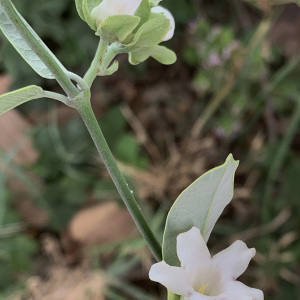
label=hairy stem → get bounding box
[84,39,109,87]
[76,95,162,261]
[42,91,69,104]
[101,43,120,70]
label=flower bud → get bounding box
[92,0,142,27]
[151,6,175,41]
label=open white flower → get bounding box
[151,6,175,41]
[92,0,142,27]
[149,227,263,300]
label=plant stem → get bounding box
[42,91,69,104]
[101,43,120,70]
[84,39,109,87]
[67,71,90,91]
[0,0,79,98]
[76,95,162,261]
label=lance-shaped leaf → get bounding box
[162,154,239,268]
[0,85,44,115]
[0,2,56,79]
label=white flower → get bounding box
[149,227,264,300]
[91,0,142,27]
[151,6,175,41]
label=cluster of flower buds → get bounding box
[75,0,176,65]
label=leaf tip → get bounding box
[226,153,239,165]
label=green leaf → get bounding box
[82,0,103,30]
[134,0,151,29]
[168,291,180,300]
[151,46,176,64]
[162,154,239,267]
[126,17,170,47]
[100,15,141,43]
[129,45,176,65]
[100,60,119,76]
[129,50,149,65]
[0,85,44,115]
[149,0,162,6]
[82,0,96,30]
[86,0,103,14]
[75,0,85,21]
[0,3,54,79]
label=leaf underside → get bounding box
[162,154,239,267]
[0,85,44,115]
[0,3,55,79]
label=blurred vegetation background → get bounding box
[0,0,300,299]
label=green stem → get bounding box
[42,91,69,104]
[84,39,109,87]
[0,0,79,98]
[101,43,120,70]
[76,95,162,261]
[67,71,90,91]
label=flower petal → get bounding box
[113,0,142,15]
[151,6,175,41]
[92,0,142,25]
[176,227,213,290]
[212,240,256,281]
[149,261,194,296]
[177,227,211,269]
[220,281,264,300]
[189,292,212,300]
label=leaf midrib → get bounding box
[202,165,229,239]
